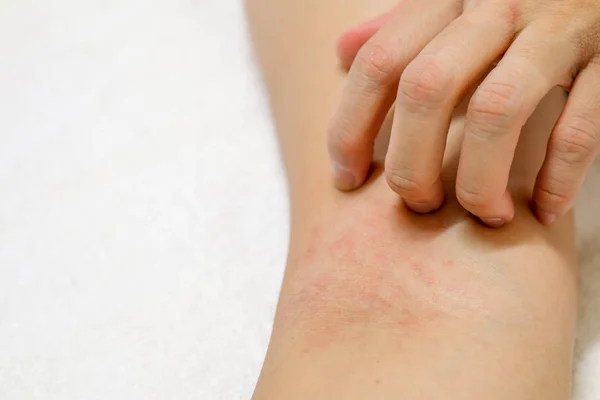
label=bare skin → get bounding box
[247,0,579,398]
[325,0,600,227]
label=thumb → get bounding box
[336,5,402,70]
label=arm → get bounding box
[247,1,578,398]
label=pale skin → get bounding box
[247,0,579,398]
[326,0,600,227]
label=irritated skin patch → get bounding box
[276,196,516,352]
[280,253,442,352]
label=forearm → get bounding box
[252,133,577,400]
[256,191,577,400]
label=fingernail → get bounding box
[331,161,357,190]
[537,211,557,225]
[480,217,506,228]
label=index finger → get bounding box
[327,0,460,190]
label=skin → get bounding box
[246,0,579,398]
[326,0,600,227]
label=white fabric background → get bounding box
[0,0,598,399]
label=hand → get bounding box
[328,0,600,226]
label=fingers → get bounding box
[336,5,402,70]
[385,6,515,213]
[457,26,578,226]
[328,0,460,190]
[533,60,600,224]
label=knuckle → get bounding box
[455,180,495,209]
[535,184,572,209]
[467,82,520,135]
[354,43,397,86]
[551,115,599,164]
[385,166,428,197]
[328,118,363,157]
[398,56,453,108]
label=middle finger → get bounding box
[386,4,516,213]
[457,24,578,225]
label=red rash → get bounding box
[277,195,490,352]
[278,220,446,351]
